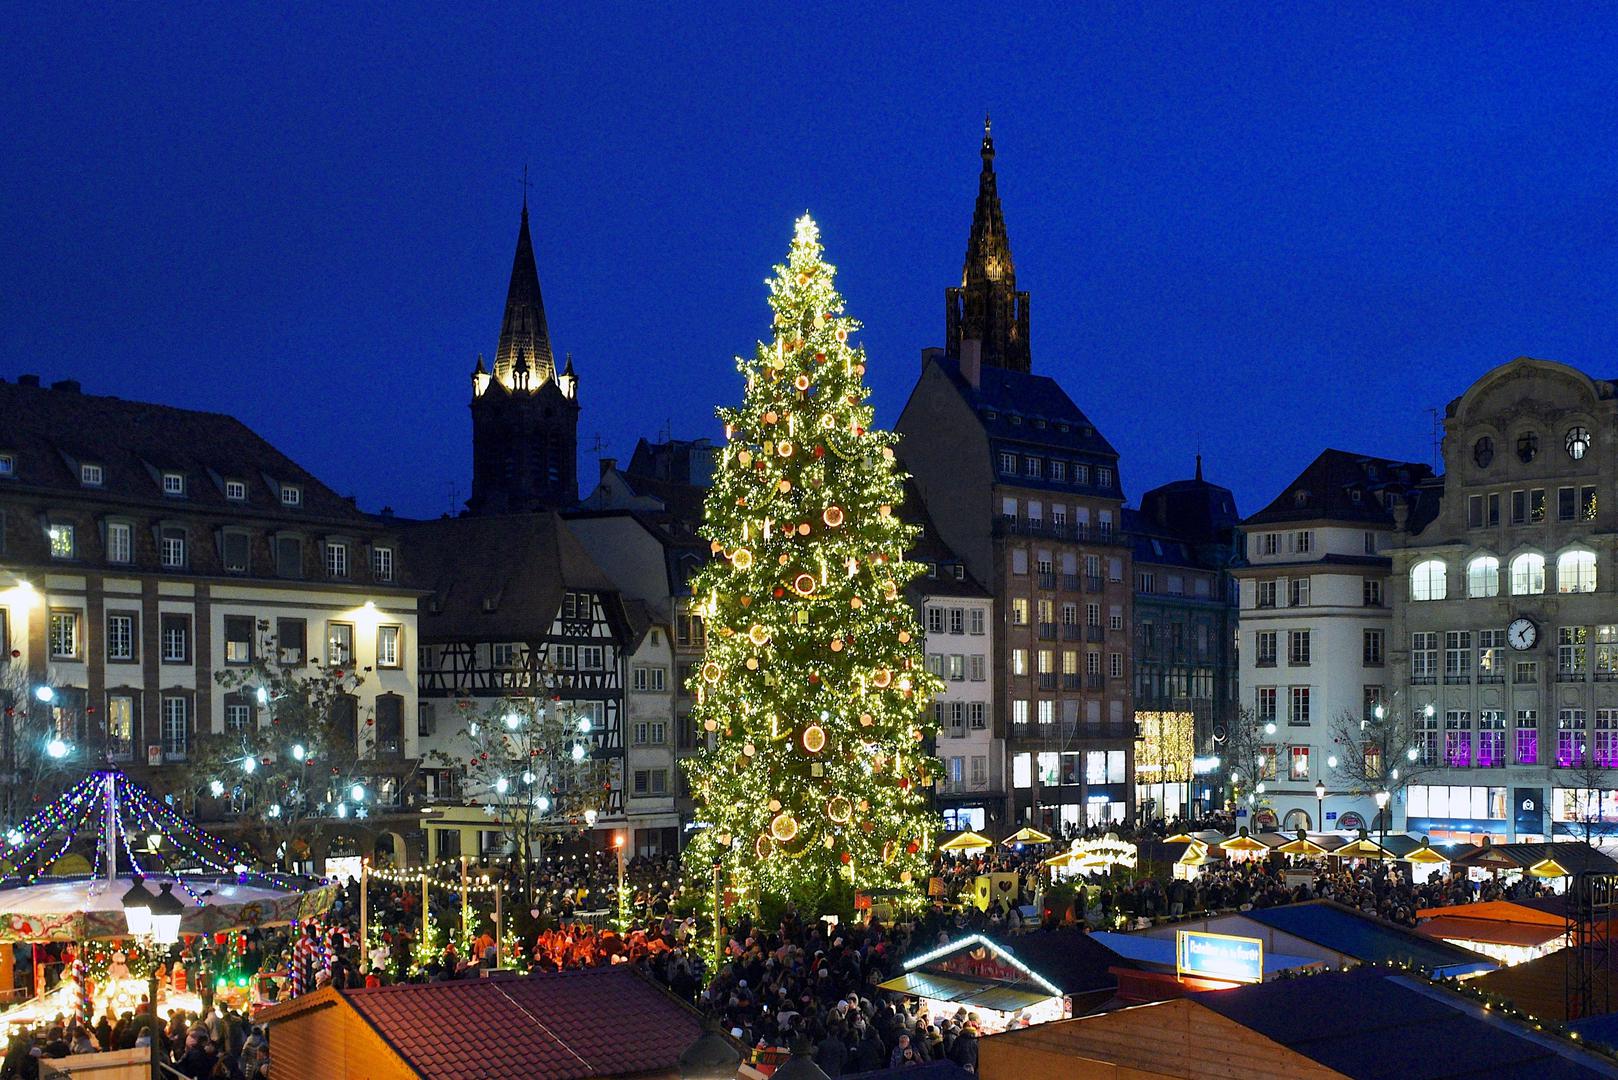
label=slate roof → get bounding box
[902,480,991,599]
[1244,448,1433,527]
[1132,464,1240,549]
[1242,900,1495,976]
[340,966,703,1080]
[1192,968,1618,1079]
[401,511,618,639]
[0,375,372,523]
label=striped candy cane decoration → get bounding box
[71,957,89,1024]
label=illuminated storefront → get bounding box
[1135,711,1195,822]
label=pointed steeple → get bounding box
[945,117,1031,374]
[963,114,1015,288]
[493,203,555,388]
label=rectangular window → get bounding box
[1468,494,1484,528]
[225,479,247,501]
[162,472,184,496]
[1050,461,1066,481]
[1136,572,1155,593]
[632,666,667,692]
[1290,745,1310,781]
[949,654,966,681]
[1595,709,1618,768]
[1530,488,1547,524]
[927,607,944,634]
[325,542,349,578]
[1012,700,1029,726]
[162,697,188,759]
[968,703,987,729]
[1255,631,1277,667]
[1025,457,1041,478]
[1444,710,1472,768]
[1363,685,1384,722]
[1415,708,1439,767]
[372,546,395,582]
[1256,687,1277,725]
[1074,463,1090,485]
[1558,708,1588,768]
[276,618,306,664]
[1559,486,1577,521]
[999,452,1016,475]
[327,622,354,666]
[225,703,253,733]
[949,608,964,634]
[276,536,302,578]
[1511,489,1527,524]
[1289,686,1310,726]
[106,522,132,564]
[1038,700,1055,725]
[1363,579,1383,607]
[580,645,605,669]
[1289,578,1310,607]
[1109,652,1123,678]
[969,609,985,635]
[1363,629,1385,667]
[969,654,986,681]
[1086,650,1102,676]
[1478,629,1505,681]
[1559,626,1588,677]
[1583,486,1598,521]
[78,463,102,486]
[1098,467,1113,488]
[160,528,186,569]
[1596,626,1618,679]
[0,453,12,476]
[106,695,133,761]
[106,612,136,661]
[1256,581,1277,608]
[1478,710,1505,768]
[1010,598,1028,625]
[377,625,401,668]
[1517,709,1538,765]
[281,484,301,506]
[50,611,79,659]
[1445,631,1472,681]
[160,614,189,664]
[1010,649,1027,676]
[1294,530,1312,554]
[1514,660,1538,685]
[1259,533,1280,556]
[224,615,254,664]
[1288,630,1311,666]
[1411,632,1438,682]
[222,530,249,573]
[48,523,74,560]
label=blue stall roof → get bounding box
[1090,931,1320,978]
[1242,900,1496,978]
[1192,968,1618,1079]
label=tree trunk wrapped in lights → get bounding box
[682,216,941,914]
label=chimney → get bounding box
[958,339,982,388]
[17,374,40,388]
[599,457,617,480]
[51,379,81,394]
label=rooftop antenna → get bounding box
[1426,407,1442,472]
[659,417,673,444]
[446,480,461,516]
[520,164,532,211]
[587,433,610,464]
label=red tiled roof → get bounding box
[342,966,702,1079]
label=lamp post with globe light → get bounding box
[1315,780,1327,833]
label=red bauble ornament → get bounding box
[333,670,344,679]
[815,352,826,363]
[899,778,910,790]
[774,588,785,598]
[840,851,851,864]
[214,932,227,946]
[808,673,820,684]
[814,446,825,459]
[906,841,919,854]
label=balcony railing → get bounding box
[1038,622,1057,640]
[1061,574,1081,591]
[1086,625,1106,643]
[1037,572,1056,589]
[1062,674,1083,691]
[1084,576,1105,593]
[1038,674,1058,690]
[1086,674,1105,690]
[1062,624,1082,641]
[993,519,1127,546]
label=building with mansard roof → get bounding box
[1235,449,1433,834]
[898,122,1135,833]
[0,374,421,865]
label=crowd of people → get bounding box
[0,826,1573,1077]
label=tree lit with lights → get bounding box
[682,216,941,913]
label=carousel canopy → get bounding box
[0,770,332,941]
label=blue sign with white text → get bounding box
[1176,930,1263,984]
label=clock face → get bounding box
[1507,617,1538,651]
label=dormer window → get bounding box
[225,480,247,502]
[1009,415,1022,426]
[1293,490,1310,507]
[1034,419,1047,429]
[1057,423,1070,433]
[162,472,185,496]
[80,463,103,487]
[985,410,998,421]
[0,453,13,477]
[281,484,302,507]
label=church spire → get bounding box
[945,117,1031,375]
[493,202,555,388]
[962,114,1015,288]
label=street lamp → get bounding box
[1374,789,1391,845]
[1315,780,1327,832]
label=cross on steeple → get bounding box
[520,164,532,211]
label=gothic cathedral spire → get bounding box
[493,203,555,387]
[946,115,1031,374]
[467,200,580,515]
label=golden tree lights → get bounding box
[682,216,942,911]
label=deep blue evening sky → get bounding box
[6,7,1618,520]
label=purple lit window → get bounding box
[1444,731,1471,768]
[1558,732,1587,768]
[1596,732,1618,768]
[1477,730,1504,768]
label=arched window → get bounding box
[1410,559,1448,602]
[1466,556,1500,598]
[1510,552,1546,596]
[1557,550,1597,594]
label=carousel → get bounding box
[0,770,336,1031]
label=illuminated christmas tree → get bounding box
[682,216,941,914]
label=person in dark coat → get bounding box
[813,1024,850,1076]
[948,1023,980,1072]
[853,1024,886,1072]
